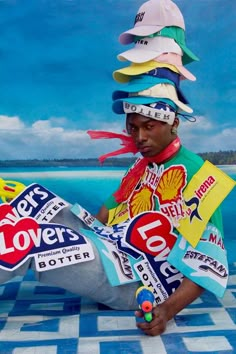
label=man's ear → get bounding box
[171,117,179,135]
[173,117,180,128]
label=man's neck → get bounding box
[146,137,181,165]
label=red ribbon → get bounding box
[87,129,181,203]
[87,130,138,163]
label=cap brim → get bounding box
[153,56,196,81]
[113,87,189,105]
[119,25,165,45]
[118,37,183,63]
[113,61,180,83]
[117,48,163,63]
[180,45,200,65]
[112,78,173,101]
[174,99,193,113]
[113,62,158,83]
[175,65,196,81]
[113,93,192,114]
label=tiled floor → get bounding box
[0,263,235,353]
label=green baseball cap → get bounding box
[135,26,199,65]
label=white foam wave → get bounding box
[1,165,235,180]
[218,165,236,175]
[0,170,126,179]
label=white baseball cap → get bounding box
[117,36,183,63]
[130,83,193,112]
[113,83,193,113]
[154,53,196,81]
[119,0,185,45]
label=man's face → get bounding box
[127,113,176,157]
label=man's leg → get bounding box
[36,241,139,310]
[35,206,139,310]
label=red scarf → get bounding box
[87,130,138,163]
[113,137,181,203]
[87,130,181,203]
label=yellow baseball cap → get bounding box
[113,60,179,83]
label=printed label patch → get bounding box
[155,165,186,204]
[0,218,94,271]
[7,183,68,223]
[134,257,169,305]
[0,215,39,266]
[176,161,236,247]
[168,223,228,297]
[125,211,183,299]
[0,184,94,271]
[155,165,186,226]
[71,203,141,259]
[71,203,141,286]
[125,211,177,258]
[80,228,140,286]
[127,164,187,226]
[34,240,94,272]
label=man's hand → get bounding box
[135,277,204,336]
[96,205,109,224]
[135,304,169,336]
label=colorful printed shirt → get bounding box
[104,146,227,300]
[105,146,223,234]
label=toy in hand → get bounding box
[136,285,155,322]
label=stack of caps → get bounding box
[112,0,199,125]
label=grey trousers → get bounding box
[0,206,139,310]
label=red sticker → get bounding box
[125,211,177,258]
[0,217,39,265]
[0,204,15,221]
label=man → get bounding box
[34,107,226,336]
[0,108,227,337]
[95,111,205,336]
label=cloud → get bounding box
[179,115,236,153]
[0,115,125,160]
[207,128,236,151]
[179,115,213,133]
[0,113,234,160]
[0,115,25,130]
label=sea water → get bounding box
[1,165,235,263]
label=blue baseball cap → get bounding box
[112,74,188,103]
[145,67,180,84]
[112,82,193,114]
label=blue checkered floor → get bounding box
[0,263,236,354]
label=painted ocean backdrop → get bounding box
[1,164,235,263]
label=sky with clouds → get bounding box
[0,0,235,160]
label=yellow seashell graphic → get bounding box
[129,185,154,218]
[155,166,186,204]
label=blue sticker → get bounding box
[80,228,140,286]
[168,223,228,297]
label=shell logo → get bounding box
[128,185,154,218]
[155,166,187,204]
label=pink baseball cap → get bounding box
[117,36,183,63]
[154,52,196,81]
[119,0,185,45]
